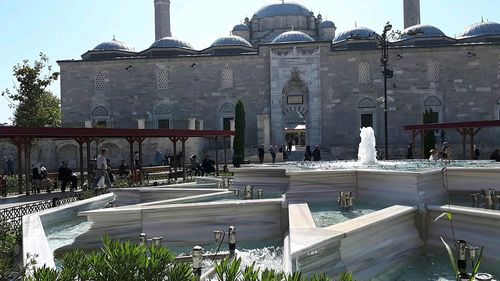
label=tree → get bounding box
[232,100,245,167]
[2,53,61,127]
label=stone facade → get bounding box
[50,1,500,165]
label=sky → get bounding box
[0,0,498,124]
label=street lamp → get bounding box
[381,22,393,160]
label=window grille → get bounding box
[221,67,234,89]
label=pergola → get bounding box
[404,120,500,159]
[0,127,234,195]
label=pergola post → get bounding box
[456,128,467,160]
[85,138,92,189]
[169,137,179,168]
[23,138,32,195]
[181,137,187,180]
[10,138,24,194]
[223,136,228,172]
[214,137,219,176]
[420,130,425,158]
[125,137,135,168]
[74,137,85,189]
[470,128,481,160]
[137,137,145,184]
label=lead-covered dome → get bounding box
[458,21,500,39]
[93,39,135,52]
[272,31,314,44]
[150,37,193,49]
[400,24,446,40]
[333,27,379,43]
[254,2,310,19]
[320,20,336,29]
[232,24,250,32]
[211,35,253,47]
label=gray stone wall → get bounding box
[59,41,500,160]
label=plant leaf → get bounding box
[434,212,453,223]
[440,236,458,278]
[472,245,484,276]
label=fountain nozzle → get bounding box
[338,191,355,209]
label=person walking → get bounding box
[58,162,72,192]
[92,148,112,190]
[257,145,265,164]
[304,146,312,161]
[406,143,413,159]
[269,143,278,163]
[473,145,480,160]
[312,145,322,161]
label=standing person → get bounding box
[287,138,293,153]
[269,143,278,163]
[190,155,201,176]
[58,162,72,192]
[7,156,14,176]
[441,142,450,160]
[312,145,322,161]
[154,149,163,166]
[3,157,7,176]
[257,145,265,164]
[304,146,312,161]
[406,143,413,159]
[473,145,480,160]
[92,148,112,190]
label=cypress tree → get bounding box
[233,100,245,167]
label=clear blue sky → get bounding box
[0,0,498,124]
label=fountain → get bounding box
[357,127,377,165]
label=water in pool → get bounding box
[309,199,388,228]
[372,247,499,280]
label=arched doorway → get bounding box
[281,69,310,146]
[283,106,308,147]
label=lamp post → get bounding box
[381,22,393,160]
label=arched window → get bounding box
[358,62,370,84]
[358,98,376,109]
[424,96,442,107]
[155,104,172,129]
[427,59,441,81]
[221,67,234,89]
[155,104,172,115]
[220,102,235,131]
[92,106,108,117]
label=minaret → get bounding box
[155,0,171,40]
[403,0,421,28]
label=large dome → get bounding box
[272,31,314,44]
[150,37,193,49]
[211,35,253,48]
[254,2,311,19]
[458,21,500,38]
[93,39,135,52]
[400,24,446,40]
[333,27,379,43]
[320,20,336,29]
[232,24,250,32]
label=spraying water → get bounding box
[358,127,377,165]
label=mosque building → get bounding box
[53,0,500,164]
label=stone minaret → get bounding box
[155,0,171,40]
[403,0,421,28]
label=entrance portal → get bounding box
[284,110,306,147]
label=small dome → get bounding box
[333,27,379,43]
[272,31,314,44]
[320,20,336,29]
[458,21,500,38]
[254,2,311,19]
[400,24,446,40]
[232,24,250,32]
[211,35,253,48]
[151,37,193,49]
[93,39,135,52]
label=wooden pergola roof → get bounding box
[404,120,500,159]
[0,127,234,139]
